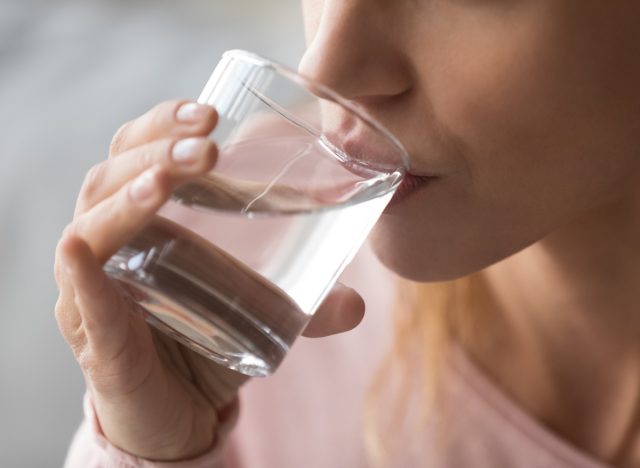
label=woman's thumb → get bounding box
[302,283,365,338]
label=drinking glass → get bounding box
[104,49,409,377]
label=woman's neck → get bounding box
[469,190,640,467]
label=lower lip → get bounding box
[385,174,437,210]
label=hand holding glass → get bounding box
[104,50,408,377]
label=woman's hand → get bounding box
[53,101,366,461]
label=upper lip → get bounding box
[397,142,444,178]
[331,131,441,178]
[324,120,442,178]
[346,100,445,179]
[402,158,441,178]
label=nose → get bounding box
[298,0,412,105]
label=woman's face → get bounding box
[298,0,640,281]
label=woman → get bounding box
[55,0,640,466]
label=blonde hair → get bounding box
[363,273,486,466]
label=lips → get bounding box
[323,126,408,175]
[321,126,439,207]
[330,134,439,207]
[386,173,437,208]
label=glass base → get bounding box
[108,273,282,378]
[102,217,313,378]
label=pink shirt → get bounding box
[63,243,612,468]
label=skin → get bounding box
[298,0,640,465]
[54,0,640,465]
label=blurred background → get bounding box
[0,1,305,465]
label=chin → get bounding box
[368,213,496,283]
[368,222,461,283]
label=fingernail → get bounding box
[130,170,156,202]
[172,137,204,164]
[176,102,208,122]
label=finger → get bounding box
[54,290,85,353]
[69,141,215,265]
[302,283,365,338]
[75,137,217,216]
[54,239,82,343]
[57,234,135,359]
[109,100,217,157]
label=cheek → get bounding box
[426,7,555,188]
[376,4,640,281]
[426,4,636,220]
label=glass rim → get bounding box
[220,49,411,171]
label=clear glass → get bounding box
[104,50,409,377]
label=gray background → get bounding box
[0,1,304,465]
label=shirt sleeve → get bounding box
[62,391,238,468]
